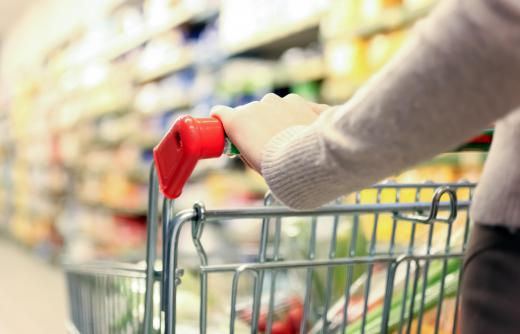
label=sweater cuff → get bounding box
[261,125,335,210]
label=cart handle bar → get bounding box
[153,114,491,199]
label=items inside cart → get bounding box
[65,115,486,333]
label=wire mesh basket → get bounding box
[65,164,474,334]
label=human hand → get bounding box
[211,93,329,172]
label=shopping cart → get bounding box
[65,116,483,334]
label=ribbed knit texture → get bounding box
[262,125,336,209]
[261,0,520,227]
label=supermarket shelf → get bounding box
[87,137,126,149]
[135,42,313,87]
[51,106,132,135]
[135,54,194,84]
[10,205,58,219]
[276,57,325,87]
[99,205,147,217]
[225,13,324,58]
[80,198,147,217]
[75,7,216,67]
[319,2,436,41]
[126,167,149,185]
[134,13,326,83]
[134,57,326,119]
[80,104,132,122]
[133,137,160,150]
[133,2,431,84]
[77,165,151,188]
[355,2,436,39]
[80,131,162,153]
[138,98,192,117]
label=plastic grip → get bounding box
[153,115,226,199]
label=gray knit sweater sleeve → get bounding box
[261,0,520,210]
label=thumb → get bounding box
[210,105,235,125]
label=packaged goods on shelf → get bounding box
[143,0,218,30]
[219,0,331,54]
[112,5,146,40]
[134,71,195,115]
[325,37,370,84]
[321,0,434,40]
[279,45,324,88]
[319,0,434,102]
[216,59,277,105]
[135,31,194,82]
[57,206,147,261]
[134,9,219,83]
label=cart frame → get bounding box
[66,164,475,334]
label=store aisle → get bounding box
[0,239,67,334]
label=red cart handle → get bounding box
[153,115,226,199]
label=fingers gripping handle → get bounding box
[153,115,235,199]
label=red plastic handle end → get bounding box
[153,115,225,199]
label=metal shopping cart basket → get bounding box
[65,116,485,334]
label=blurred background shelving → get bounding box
[0,0,486,265]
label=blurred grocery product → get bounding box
[219,0,331,54]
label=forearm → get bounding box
[262,0,520,209]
